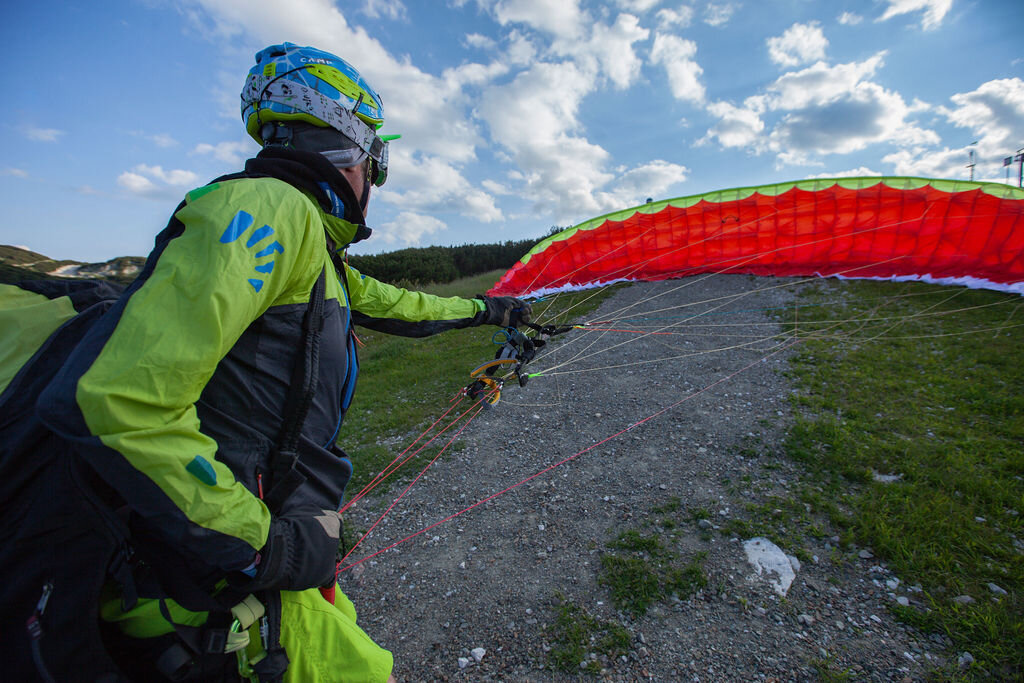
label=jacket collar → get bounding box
[244,147,372,250]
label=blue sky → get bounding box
[2,0,1022,263]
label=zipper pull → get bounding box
[26,582,53,640]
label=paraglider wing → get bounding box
[489,177,1024,297]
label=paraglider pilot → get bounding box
[14,42,530,682]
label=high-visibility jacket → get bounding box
[31,147,488,589]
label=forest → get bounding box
[346,239,539,287]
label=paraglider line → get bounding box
[339,403,484,567]
[338,340,800,573]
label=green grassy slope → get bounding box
[781,280,1023,680]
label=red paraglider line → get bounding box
[338,402,484,568]
[338,341,798,573]
[341,393,471,513]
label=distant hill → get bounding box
[0,245,145,285]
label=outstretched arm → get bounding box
[344,264,531,336]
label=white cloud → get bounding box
[360,0,406,20]
[118,172,158,195]
[150,133,179,148]
[492,0,585,38]
[476,49,690,223]
[118,165,200,199]
[943,78,1024,151]
[478,60,616,221]
[194,139,260,165]
[25,126,64,142]
[767,54,886,110]
[767,22,828,68]
[130,131,180,148]
[882,146,967,178]
[550,12,650,90]
[374,211,447,246]
[767,86,939,164]
[876,0,954,30]
[699,100,766,149]
[656,6,693,29]
[504,29,537,65]
[651,33,705,104]
[701,53,940,166]
[615,0,661,12]
[464,32,496,50]
[611,160,690,202]
[3,167,29,178]
[379,148,503,222]
[806,167,884,179]
[481,179,512,195]
[877,0,952,30]
[137,165,199,186]
[892,78,1024,179]
[703,2,736,27]
[444,59,510,89]
[837,11,863,25]
[489,6,650,90]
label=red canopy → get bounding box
[489,177,1024,297]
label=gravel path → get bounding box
[341,275,946,682]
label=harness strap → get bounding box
[245,592,289,682]
[153,594,266,681]
[263,267,326,514]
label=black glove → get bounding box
[478,296,533,328]
[236,510,340,592]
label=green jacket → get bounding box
[27,149,488,591]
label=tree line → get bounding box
[346,239,541,286]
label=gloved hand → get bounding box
[478,296,533,328]
[235,509,341,592]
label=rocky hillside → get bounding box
[0,245,144,284]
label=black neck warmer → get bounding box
[245,147,372,246]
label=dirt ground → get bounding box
[341,275,946,682]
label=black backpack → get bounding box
[0,280,131,680]
[0,269,328,681]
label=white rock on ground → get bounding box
[743,537,797,597]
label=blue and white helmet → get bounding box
[241,42,391,185]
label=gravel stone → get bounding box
[340,276,945,681]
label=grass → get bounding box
[810,655,855,682]
[545,595,632,674]
[341,270,619,494]
[598,524,708,618]
[543,497,709,675]
[779,279,1024,680]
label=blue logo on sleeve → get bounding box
[186,455,218,486]
[219,210,284,292]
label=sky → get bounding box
[2,0,1023,263]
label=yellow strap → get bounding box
[470,358,518,378]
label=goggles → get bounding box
[243,75,392,186]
